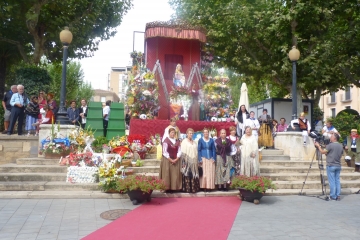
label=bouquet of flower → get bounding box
[231,175,276,193]
[69,126,95,151]
[169,85,192,103]
[130,143,147,152]
[116,175,166,193]
[127,134,147,145]
[108,135,128,149]
[39,137,72,156]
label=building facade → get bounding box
[93,89,120,106]
[319,86,360,118]
[108,66,132,102]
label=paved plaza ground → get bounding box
[0,194,359,240]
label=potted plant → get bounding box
[116,175,166,205]
[231,175,276,204]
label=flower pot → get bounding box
[44,153,68,159]
[238,188,264,204]
[127,189,153,205]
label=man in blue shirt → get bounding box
[7,85,29,135]
[67,100,80,125]
[2,85,17,134]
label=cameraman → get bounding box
[315,133,343,201]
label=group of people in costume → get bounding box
[159,118,260,193]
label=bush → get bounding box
[328,113,360,142]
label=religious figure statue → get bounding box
[173,64,186,87]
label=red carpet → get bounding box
[83,197,241,240]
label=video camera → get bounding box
[309,130,329,146]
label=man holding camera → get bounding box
[315,133,343,201]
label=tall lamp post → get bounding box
[288,46,300,121]
[57,27,73,124]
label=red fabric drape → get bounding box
[164,54,183,80]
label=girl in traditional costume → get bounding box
[198,128,216,190]
[227,126,241,176]
[215,129,233,191]
[258,109,273,148]
[181,128,200,193]
[235,105,249,137]
[162,117,180,142]
[160,127,182,192]
[240,126,260,177]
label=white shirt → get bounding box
[81,106,87,124]
[103,106,110,121]
[244,118,260,135]
[290,118,311,130]
[227,135,238,155]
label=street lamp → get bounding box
[57,27,73,124]
[288,46,300,120]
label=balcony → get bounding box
[340,93,352,103]
[326,96,336,105]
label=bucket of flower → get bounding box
[116,175,166,205]
[231,175,276,204]
[39,137,72,159]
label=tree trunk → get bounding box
[0,55,6,100]
[32,38,44,65]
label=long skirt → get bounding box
[200,158,216,189]
[182,176,200,193]
[231,153,241,176]
[215,155,233,185]
[258,123,273,147]
[25,115,37,131]
[159,156,182,190]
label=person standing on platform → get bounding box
[79,99,88,129]
[2,85,17,134]
[258,109,273,148]
[162,117,180,142]
[343,129,360,172]
[160,127,182,192]
[240,126,260,177]
[215,129,233,191]
[25,96,40,136]
[67,100,80,125]
[47,93,57,114]
[244,111,260,141]
[7,85,29,136]
[181,128,200,193]
[315,133,343,201]
[227,126,241,176]
[198,128,216,191]
[235,105,249,137]
[291,112,311,146]
[277,118,288,132]
[103,100,111,137]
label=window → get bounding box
[331,108,336,118]
[164,54,183,80]
[101,97,106,103]
[345,86,351,100]
[330,92,336,103]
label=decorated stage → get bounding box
[129,119,236,138]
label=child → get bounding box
[32,105,54,135]
[25,96,40,136]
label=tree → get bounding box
[169,0,360,108]
[0,0,133,98]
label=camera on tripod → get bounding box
[309,130,329,147]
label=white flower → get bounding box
[142,90,151,96]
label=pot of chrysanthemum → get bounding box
[116,175,166,205]
[231,175,276,204]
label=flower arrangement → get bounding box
[108,135,129,148]
[92,136,109,153]
[127,134,147,145]
[39,137,72,156]
[130,143,147,152]
[68,126,95,152]
[98,154,127,192]
[169,85,191,103]
[116,175,166,193]
[231,175,276,193]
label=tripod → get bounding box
[299,148,329,201]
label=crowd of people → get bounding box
[159,118,260,193]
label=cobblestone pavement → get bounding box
[0,195,359,240]
[228,194,360,240]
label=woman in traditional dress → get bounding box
[198,128,216,191]
[159,127,182,192]
[240,126,260,177]
[227,126,241,177]
[215,129,233,191]
[181,128,200,193]
[258,109,273,148]
[235,105,249,137]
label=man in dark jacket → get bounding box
[2,85,17,134]
[79,99,88,129]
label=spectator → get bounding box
[2,85,17,134]
[103,100,111,137]
[291,112,311,146]
[25,96,40,136]
[47,93,57,114]
[7,85,29,136]
[277,118,288,132]
[67,100,79,125]
[322,120,340,139]
[79,99,88,129]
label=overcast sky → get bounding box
[79,0,174,90]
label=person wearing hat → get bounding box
[290,112,311,146]
[343,129,360,172]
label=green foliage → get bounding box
[313,106,324,122]
[92,136,109,153]
[328,113,360,142]
[116,175,166,194]
[231,175,276,193]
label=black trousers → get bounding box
[8,106,25,135]
[103,119,108,137]
[80,123,86,129]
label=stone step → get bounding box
[0,181,100,191]
[260,160,324,167]
[142,159,161,167]
[16,158,59,165]
[127,166,159,173]
[264,188,360,196]
[261,155,290,160]
[145,153,157,159]
[0,182,46,191]
[262,172,360,181]
[0,173,65,182]
[260,166,355,173]
[0,164,67,173]
[273,180,360,189]
[261,149,284,155]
